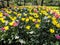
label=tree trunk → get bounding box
[41,0,44,6]
[20,0,21,6]
[24,0,26,5]
[1,1,5,8]
[7,0,9,7]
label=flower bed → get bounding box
[0,6,60,45]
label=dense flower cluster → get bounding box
[0,6,60,45]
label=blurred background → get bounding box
[0,0,60,8]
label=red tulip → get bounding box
[13,22,19,27]
[1,27,5,31]
[34,9,38,13]
[52,12,56,15]
[34,21,38,24]
[54,13,59,18]
[4,13,9,16]
[55,35,60,39]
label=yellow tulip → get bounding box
[9,21,14,26]
[24,14,27,16]
[26,25,31,30]
[49,29,55,33]
[34,14,39,18]
[0,18,4,20]
[12,17,17,21]
[29,16,33,20]
[17,13,21,16]
[0,18,5,23]
[37,19,41,23]
[48,16,51,18]
[56,23,60,28]
[32,18,36,22]
[25,18,29,22]
[52,17,56,20]
[7,10,12,14]
[13,12,17,14]
[52,20,58,25]
[35,24,40,28]
[21,18,25,21]
[1,20,5,23]
[4,26,9,30]
[9,16,16,21]
[9,16,13,20]
[0,12,3,17]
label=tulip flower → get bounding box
[55,35,60,39]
